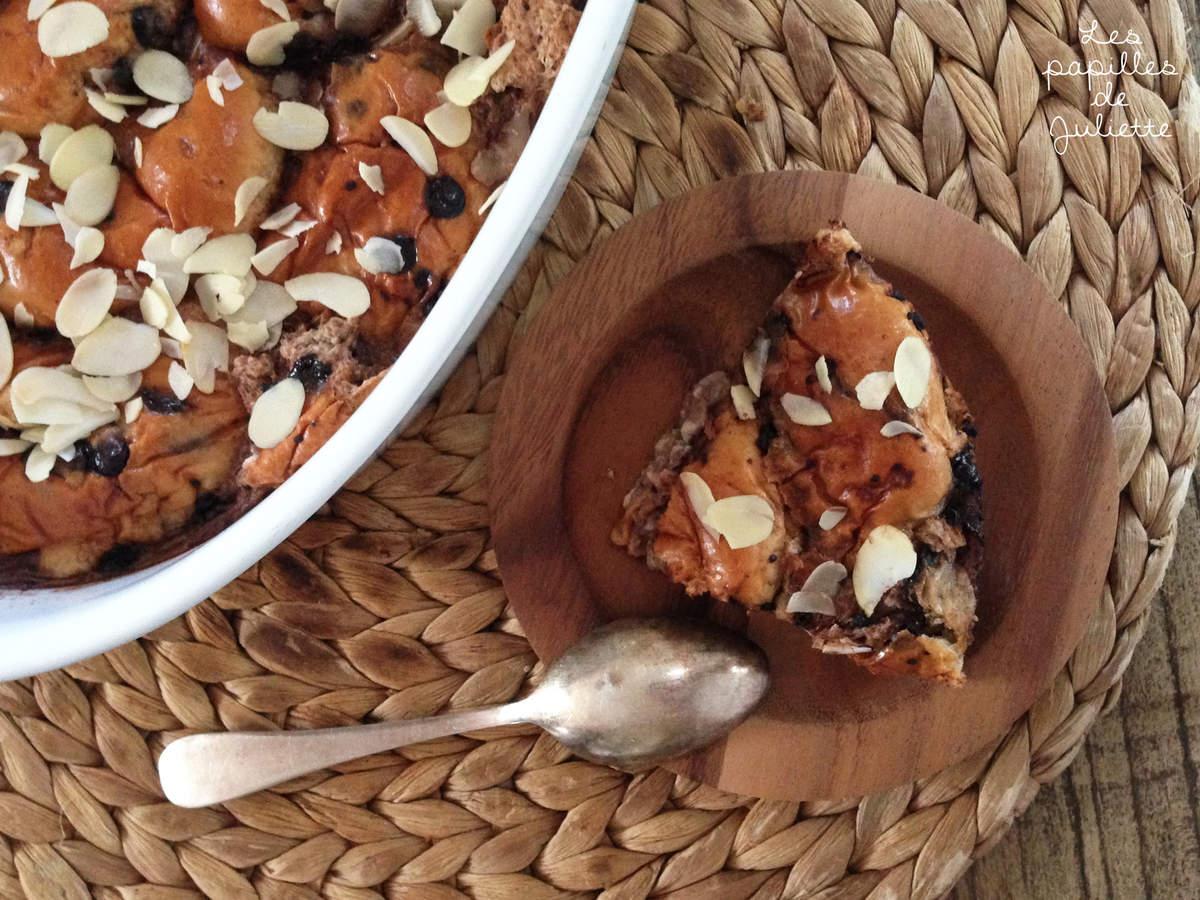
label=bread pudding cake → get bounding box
[0,0,580,581]
[613,227,982,683]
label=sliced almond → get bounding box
[124,396,143,423]
[139,279,171,327]
[102,92,148,107]
[227,319,270,351]
[63,164,119,226]
[4,174,28,230]
[206,74,225,107]
[424,101,472,148]
[0,316,11,391]
[167,361,194,400]
[194,273,242,319]
[259,0,291,20]
[171,226,212,260]
[230,280,296,325]
[441,0,494,55]
[678,470,719,540]
[443,41,515,107]
[730,384,756,420]
[13,303,33,328]
[248,377,305,448]
[3,162,40,180]
[259,202,300,230]
[133,136,144,167]
[815,355,832,393]
[277,217,316,238]
[38,123,73,165]
[132,50,193,103]
[181,322,229,394]
[852,524,917,616]
[24,446,55,483]
[234,175,269,227]
[893,335,932,408]
[0,132,27,169]
[478,180,504,214]
[19,198,56,227]
[358,161,385,194]
[27,0,57,21]
[0,438,31,457]
[325,231,343,254]
[137,103,180,128]
[183,233,257,276]
[880,420,922,438]
[742,333,768,397]
[284,272,370,317]
[406,0,441,36]
[380,116,437,175]
[212,58,243,91]
[38,2,108,58]
[818,506,847,530]
[854,370,895,410]
[12,367,112,414]
[780,393,831,426]
[785,561,848,615]
[72,317,161,376]
[41,406,117,454]
[334,0,392,36]
[247,21,301,66]
[85,89,127,123]
[250,237,298,276]
[702,494,776,550]
[253,101,328,150]
[83,372,141,403]
[354,236,407,274]
[56,267,117,337]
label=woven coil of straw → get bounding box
[2,0,1198,897]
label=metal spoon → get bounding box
[158,618,769,808]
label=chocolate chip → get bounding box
[413,267,432,292]
[98,542,139,572]
[424,175,466,219]
[907,310,925,331]
[289,354,331,392]
[192,491,225,523]
[0,180,11,207]
[345,179,358,191]
[131,6,173,50]
[950,448,982,491]
[889,288,906,301]
[389,234,417,272]
[755,419,778,455]
[80,432,130,477]
[962,420,977,438]
[141,389,186,414]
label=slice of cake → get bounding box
[612,226,982,683]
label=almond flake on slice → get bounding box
[38,2,108,58]
[325,231,343,254]
[880,420,922,438]
[64,164,119,226]
[478,180,504,214]
[167,360,193,400]
[181,322,228,393]
[730,384,756,420]
[702,494,776,550]
[259,202,300,230]
[247,21,301,66]
[818,506,847,530]
[183,233,256,276]
[441,0,494,55]
[780,393,831,426]
[83,372,140,403]
[3,162,40,180]
[380,116,437,175]
[38,123,72,165]
[893,335,931,409]
[212,58,243,91]
[815,355,832,393]
[133,136,143,167]
[259,0,290,20]
[56,267,117,337]
[424,101,471,147]
[0,316,11,391]
[194,273,242,319]
[41,406,117,454]
[443,40,515,107]
[136,103,179,129]
[27,0,57,21]
[131,50,194,105]
[234,175,269,227]
[354,236,407,274]
[12,367,112,415]
[0,438,31,457]
[284,272,370,317]
[124,396,143,423]
[253,101,328,150]
[250,237,298,276]
[742,333,768,396]
[854,370,895,410]
[358,161,385,194]
[229,280,296,325]
[72,317,161,376]
[25,446,55,483]
[785,561,848,615]
[406,0,441,36]
[249,377,304,448]
[678,470,719,540]
[14,303,34,328]
[4,174,28,230]
[20,198,56,227]
[85,89,127,123]
[171,226,212,260]
[277,217,315,238]
[102,92,148,106]
[206,74,224,107]
[227,319,269,351]
[852,524,917,616]
[0,132,27,169]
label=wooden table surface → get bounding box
[952,7,1200,897]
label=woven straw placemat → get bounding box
[2,1,1198,897]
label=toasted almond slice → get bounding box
[249,377,305,448]
[730,384,756,421]
[0,438,31,457]
[20,198,56,227]
[406,0,441,36]
[64,164,119,226]
[854,370,895,410]
[102,92,148,107]
[250,237,298,276]
[19,427,47,443]
[72,317,161,376]
[183,233,256,276]
[852,524,917,616]
[133,136,144,167]
[441,0,494,55]
[815,355,832,393]
[358,161,385,194]
[38,2,108,58]
[818,506,847,530]
[324,231,343,254]
[132,49,193,103]
[335,0,392,36]
[0,132,26,169]
[206,74,224,107]
[880,420,923,438]
[284,272,370,317]
[171,226,212,260]
[0,316,11,391]
[354,236,407,274]
[193,273,241,319]
[742,333,768,397]
[780,393,832,426]
[12,367,112,413]
[380,116,437,175]
[85,89,127,123]
[424,101,471,148]
[678,470,719,540]
[124,396,143,423]
[38,123,72,165]
[259,0,290,20]
[234,175,269,227]
[167,361,194,400]
[24,446,55,482]
[702,494,776,550]
[160,336,183,360]
[161,305,192,342]
[230,280,296,325]
[27,0,57,20]
[4,174,28,230]
[259,202,301,230]
[41,406,117,454]
[785,561,848,615]
[53,203,81,246]
[253,101,328,150]
[181,322,229,394]
[213,58,243,91]
[227,319,270,351]
[277,217,316,238]
[247,21,301,66]
[56,267,117,337]
[136,103,179,129]
[894,335,932,408]
[57,443,77,462]
[3,162,40,180]
[443,40,515,106]
[478,180,504,214]
[13,304,32,328]
[83,372,141,403]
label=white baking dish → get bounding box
[0,1,637,680]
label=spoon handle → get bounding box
[158,699,534,807]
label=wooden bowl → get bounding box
[490,172,1117,800]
